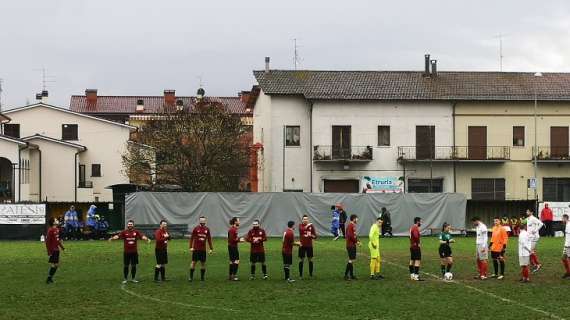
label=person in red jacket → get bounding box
[246,219,268,280]
[541,203,554,237]
[189,216,214,281]
[45,217,65,284]
[154,220,170,282]
[344,214,361,281]
[298,214,317,278]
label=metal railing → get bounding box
[78,181,93,188]
[534,146,570,160]
[398,146,510,161]
[313,145,373,161]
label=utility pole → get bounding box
[533,72,543,212]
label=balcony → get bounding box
[78,181,93,188]
[313,145,373,162]
[535,146,570,162]
[398,146,510,162]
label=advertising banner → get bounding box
[0,204,46,224]
[362,176,404,193]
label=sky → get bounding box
[1,0,570,108]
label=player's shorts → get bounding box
[476,245,488,260]
[530,240,538,251]
[192,250,207,263]
[563,246,570,257]
[228,246,240,262]
[438,244,452,258]
[155,248,168,265]
[491,251,505,260]
[410,247,421,261]
[123,252,139,265]
[298,246,314,259]
[519,256,530,266]
[250,252,266,264]
[282,253,293,265]
[48,251,60,264]
[347,246,357,260]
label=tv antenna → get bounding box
[493,33,509,72]
[33,67,56,91]
[293,38,302,70]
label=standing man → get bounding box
[540,203,554,237]
[283,221,300,283]
[409,217,423,281]
[380,207,392,237]
[189,216,214,282]
[246,219,268,280]
[472,217,489,280]
[489,217,508,280]
[368,216,383,280]
[331,205,341,240]
[64,206,78,239]
[228,217,244,281]
[526,208,544,272]
[154,220,170,282]
[344,214,360,281]
[518,221,532,283]
[338,204,348,239]
[46,217,65,284]
[561,214,570,279]
[299,214,317,278]
[109,220,150,284]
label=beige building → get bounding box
[0,103,135,203]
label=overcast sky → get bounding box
[1,0,570,108]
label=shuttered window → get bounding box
[472,178,505,200]
[513,126,525,146]
[378,126,390,146]
[3,123,20,138]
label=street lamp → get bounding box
[533,72,543,210]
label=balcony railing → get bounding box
[398,146,510,161]
[78,181,93,188]
[535,146,570,161]
[313,145,373,161]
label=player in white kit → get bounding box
[472,217,488,280]
[525,209,544,273]
[561,214,570,279]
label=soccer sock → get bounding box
[190,268,195,280]
[476,260,482,275]
[309,261,314,276]
[154,267,160,280]
[409,265,414,274]
[440,265,446,276]
[229,264,233,277]
[522,266,530,279]
[262,264,267,276]
[251,265,256,276]
[533,253,540,265]
[493,260,499,275]
[299,261,304,277]
[345,263,351,276]
[414,266,419,275]
[371,260,376,275]
[234,263,239,276]
[446,263,453,273]
[131,265,137,279]
[349,263,354,277]
[160,267,166,280]
[482,261,488,276]
[499,260,505,275]
[48,267,57,279]
[123,266,129,280]
[200,269,206,281]
[376,260,381,274]
[563,259,570,273]
[284,266,290,279]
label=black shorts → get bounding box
[250,252,266,264]
[192,250,207,262]
[410,247,422,261]
[282,253,293,265]
[48,251,60,264]
[298,246,314,259]
[228,246,240,262]
[155,248,168,265]
[347,247,357,260]
[491,251,505,259]
[124,252,139,266]
[438,244,452,258]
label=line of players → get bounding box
[44,210,570,284]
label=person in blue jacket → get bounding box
[331,204,341,240]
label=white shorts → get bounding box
[476,245,488,260]
[519,256,530,267]
[563,247,570,257]
[530,240,538,251]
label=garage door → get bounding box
[323,180,359,193]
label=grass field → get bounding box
[1,236,569,320]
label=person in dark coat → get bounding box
[380,207,393,237]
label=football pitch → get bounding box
[1,237,568,320]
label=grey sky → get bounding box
[1,0,569,108]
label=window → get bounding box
[407,178,443,193]
[513,126,525,146]
[91,164,101,177]
[543,178,570,201]
[3,124,20,138]
[471,178,505,200]
[378,126,390,146]
[62,124,78,140]
[285,126,300,147]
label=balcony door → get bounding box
[332,126,351,159]
[468,126,487,160]
[550,126,569,158]
[416,126,435,160]
[79,164,86,187]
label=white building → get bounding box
[0,103,135,203]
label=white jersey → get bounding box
[518,229,532,257]
[476,223,488,245]
[526,215,543,241]
[565,223,570,247]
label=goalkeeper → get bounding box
[368,216,384,280]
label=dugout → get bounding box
[466,200,536,226]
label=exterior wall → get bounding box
[0,140,21,202]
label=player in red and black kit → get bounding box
[46,217,65,284]
[409,217,424,281]
[246,219,268,280]
[299,214,317,278]
[189,216,214,281]
[344,214,361,281]
[228,217,245,281]
[109,220,150,284]
[154,220,170,282]
[283,221,301,283]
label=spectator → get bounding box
[380,207,393,237]
[337,204,348,238]
[86,205,97,239]
[64,206,79,239]
[540,203,554,237]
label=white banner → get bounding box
[538,202,569,222]
[0,204,46,224]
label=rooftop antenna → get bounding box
[293,38,302,70]
[33,67,56,91]
[493,33,508,72]
[0,78,3,112]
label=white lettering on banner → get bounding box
[0,204,46,224]
[538,202,570,222]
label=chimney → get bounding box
[430,60,437,77]
[164,90,176,107]
[86,89,98,107]
[423,54,431,77]
[265,57,270,73]
[136,99,144,113]
[239,91,250,103]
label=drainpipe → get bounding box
[309,101,313,192]
[38,149,42,202]
[74,148,87,202]
[282,126,286,192]
[452,102,457,193]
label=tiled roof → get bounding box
[70,96,250,115]
[253,70,570,101]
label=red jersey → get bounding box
[190,225,213,251]
[541,207,553,221]
[154,228,170,250]
[228,226,240,247]
[282,228,295,255]
[299,223,317,247]
[46,227,63,255]
[345,222,358,248]
[246,227,267,253]
[119,229,144,253]
[410,225,420,248]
